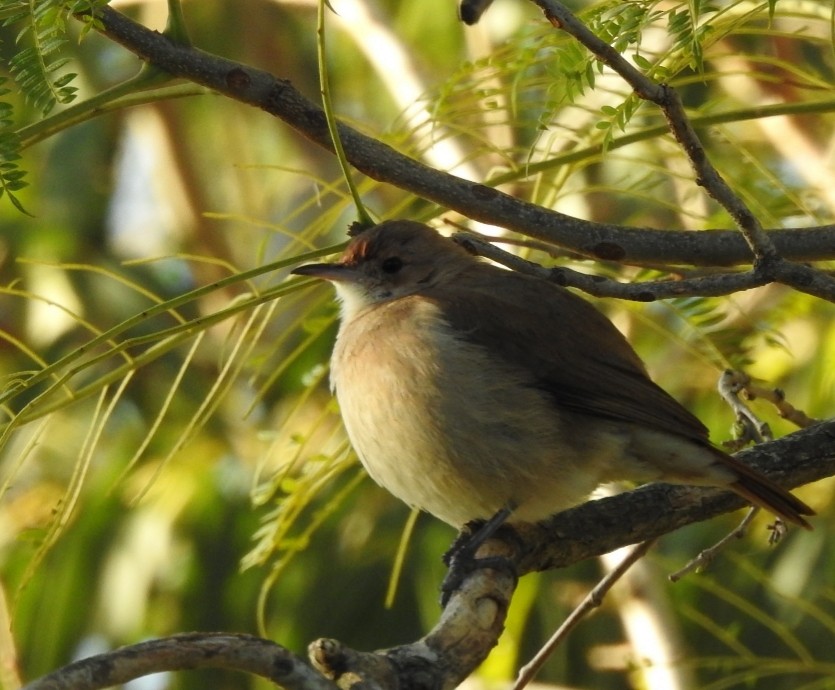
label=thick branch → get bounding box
[531,0,835,300]
[22,633,335,690]
[22,422,834,690]
[76,6,835,268]
[303,421,835,690]
[515,419,834,574]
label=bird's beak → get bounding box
[292,262,360,283]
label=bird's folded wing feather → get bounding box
[425,265,712,446]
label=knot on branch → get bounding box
[309,639,400,690]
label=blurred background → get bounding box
[1,0,834,688]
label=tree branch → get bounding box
[514,419,833,574]
[21,420,834,690]
[533,0,777,261]
[22,633,336,690]
[453,231,770,301]
[531,0,835,301]
[73,6,835,270]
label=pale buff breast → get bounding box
[329,296,622,526]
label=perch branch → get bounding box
[21,420,835,690]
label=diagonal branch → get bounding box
[22,633,336,690]
[22,421,834,690]
[532,0,777,261]
[72,6,835,271]
[311,419,835,690]
[512,539,657,690]
[531,0,835,301]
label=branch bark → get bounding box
[73,6,835,270]
[22,633,336,690]
[23,421,834,690]
[312,419,835,690]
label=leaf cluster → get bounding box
[0,78,27,213]
[3,0,78,115]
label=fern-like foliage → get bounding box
[2,0,80,115]
[0,78,28,214]
[0,1,107,213]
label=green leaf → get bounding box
[5,1,81,115]
[632,53,652,70]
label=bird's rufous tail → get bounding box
[723,453,814,529]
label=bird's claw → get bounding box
[439,513,521,607]
[440,548,517,607]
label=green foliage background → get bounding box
[1,1,834,689]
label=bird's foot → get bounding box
[440,508,521,607]
[440,547,517,608]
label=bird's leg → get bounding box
[440,505,520,607]
[443,506,514,566]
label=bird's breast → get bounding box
[329,296,613,526]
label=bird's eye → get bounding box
[381,256,403,274]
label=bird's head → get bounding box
[292,220,473,317]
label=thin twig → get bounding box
[513,539,656,690]
[668,509,757,582]
[721,370,821,429]
[718,369,774,446]
[452,231,768,301]
[531,0,777,262]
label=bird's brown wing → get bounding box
[422,263,815,528]
[425,263,712,445]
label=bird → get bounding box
[291,220,814,533]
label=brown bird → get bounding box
[292,220,813,531]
